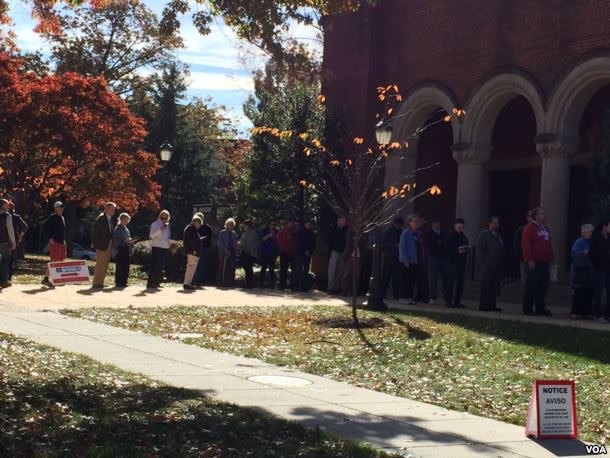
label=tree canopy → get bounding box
[0,52,160,217]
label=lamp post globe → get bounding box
[375,121,392,146]
[159,143,173,162]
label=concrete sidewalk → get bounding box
[2,283,609,332]
[0,310,590,458]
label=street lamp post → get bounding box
[159,142,173,209]
[364,121,394,312]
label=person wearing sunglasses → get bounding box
[147,210,171,289]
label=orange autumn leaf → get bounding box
[444,115,451,122]
[353,137,364,144]
[391,142,401,149]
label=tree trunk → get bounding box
[351,234,360,328]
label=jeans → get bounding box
[380,255,401,299]
[523,262,550,314]
[279,253,294,290]
[401,264,417,299]
[259,255,277,288]
[147,247,168,287]
[192,247,209,286]
[114,245,131,287]
[241,254,255,288]
[0,243,11,283]
[592,270,610,319]
[294,254,312,292]
[428,256,442,300]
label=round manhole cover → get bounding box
[248,375,313,387]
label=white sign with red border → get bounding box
[526,380,578,439]
[48,260,91,286]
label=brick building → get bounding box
[322,0,610,278]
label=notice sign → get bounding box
[48,260,91,286]
[526,380,578,439]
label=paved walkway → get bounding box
[0,309,590,458]
[2,283,609,332]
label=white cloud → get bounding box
[188,71,254,92]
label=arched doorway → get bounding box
[568,83,610,243]
[487,96,541,277]
[413,109,457,228]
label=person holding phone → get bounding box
[147,210,171,289]
[113,213,134,288]
[444,218,469,309]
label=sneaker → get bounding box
[0,281,11,288]
[41,277,53,287]
[183,284,195,290]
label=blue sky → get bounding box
[8,0,268,135]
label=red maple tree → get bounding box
[0,52,160,217]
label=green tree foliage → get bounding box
[589,109,610,221]
[240,54,324,224]
[46,0,182,95]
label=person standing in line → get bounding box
[590,219,610,323]
[478,216,504,312]
[183,215,204,290]
[259,219,278,288]
[379,217,403,300]
[42,202,66,287]
[444,218,469,309]
[192,212,213,287]
[399,214,421,305]
[426,218,444,305]
[147,210,171,289]
[277,217,297,291]
[7,201,27,281]
[570,224,595,319]
[91,202,117,288]
[327,215,348,294]
[513,213,530,285]
[0,199,16,288]
[414,218,429,303]
[238,219,259,289]
[217,218,238,287]
[521,207,554,316]
[294,218,317,292]
[112,213,134,288]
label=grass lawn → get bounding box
[63,305,610,444]
[0,332,396,457]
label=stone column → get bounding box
[537,135,571,282]
[453,143,488,245]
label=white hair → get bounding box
[225,218,236,228]
[581,224,594,235]
[119,213,131,222]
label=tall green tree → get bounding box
[241,53,324,223]
[46,0,182,95]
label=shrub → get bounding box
[132,240,185,282]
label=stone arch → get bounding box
[462,72,546,160]
[546,56,610,153]
[386,84,460,188]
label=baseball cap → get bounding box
[54,201,64,208]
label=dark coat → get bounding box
[478,230,504,268]
[382,225,402,258]
[445,230,469,266]
[590,232,610,273]
[296,228,317,256]
[198,223,213,249]
[183,225,201,256]
[44,213,65,244]
[92,213,114,250]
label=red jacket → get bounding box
[277,225,296,255]
[521,221,554,264]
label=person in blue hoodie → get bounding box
[570,224,594,319]
[399,214,420,305]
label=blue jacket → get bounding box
[399,228,418,265]
[259,227,279,259]
[570,237,593,288]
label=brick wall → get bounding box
[324,0,610,129]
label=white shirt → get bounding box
[150,219,171,249]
